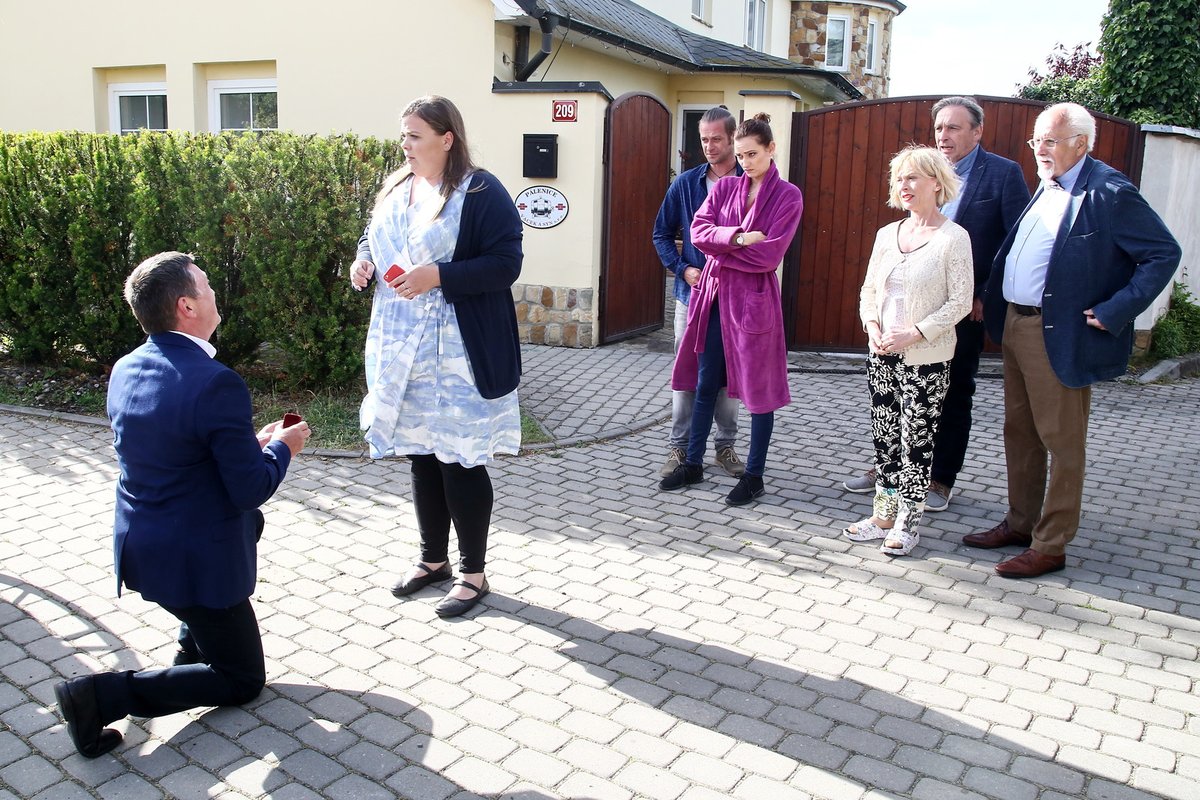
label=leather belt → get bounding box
[1011,303,1041,316]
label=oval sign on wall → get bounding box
[515,185,569,229]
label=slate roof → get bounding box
[510,0,864,102]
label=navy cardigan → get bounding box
[359,170,524,399]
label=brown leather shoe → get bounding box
[995,548,1066,578]
[962,519,1032,549]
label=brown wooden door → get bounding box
[600,92,670,343]
[783,95,1143,351]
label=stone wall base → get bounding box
[512,283,595,348]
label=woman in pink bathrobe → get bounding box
[660,113,804,506]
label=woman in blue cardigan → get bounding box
[350,95,523,617]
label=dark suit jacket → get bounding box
[108,333,292,609]
[984,155,1181,388]
[952,147,1030,295]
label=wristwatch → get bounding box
[735,233,745,246]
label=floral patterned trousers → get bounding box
[866,353,951,530]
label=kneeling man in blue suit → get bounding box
[54,251,311,757]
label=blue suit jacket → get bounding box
[984,155,1181,388]
[652,161,743,306]
[108,333,292,608]
[951,147,1030,296]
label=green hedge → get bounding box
[0,131,403,386]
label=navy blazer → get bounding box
[951,147,1030,296]
[358,170,523,399]
[984,156,1181,388]
[108,333,292,608]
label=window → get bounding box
[109,83,168,134]
[745,0,766,50]
[826,16,850,71]
[691,0,711,25]
[208,79,278,132]
[865,20,878,74]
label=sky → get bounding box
[888,0,1110,98]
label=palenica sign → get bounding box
[514,186,569,229]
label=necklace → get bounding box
[708,163,736,180]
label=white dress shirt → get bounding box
[1001,156,1087,306]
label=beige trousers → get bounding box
[1001,305,1092,556]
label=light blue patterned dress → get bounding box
[360,176,520,467]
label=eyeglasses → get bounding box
[1026,133,1084,150]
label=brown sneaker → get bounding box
[714,446,746,477]
[661,447,687,477]
[925,480,954,512]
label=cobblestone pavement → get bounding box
[2,344,1199,800]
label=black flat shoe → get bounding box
[435,579,490,618]
[391,562,453,597]
[54,676,122,758]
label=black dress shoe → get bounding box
[659,463,703,491]
[54,676,122,758]
[172,648,202,666]
[391,562,453,597]
[435,579,490,618]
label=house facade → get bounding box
[0,0,899,347]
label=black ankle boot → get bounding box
[726,474,765,506]
[659,463,703,490]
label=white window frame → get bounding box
[826,15,851,72]
[745,0,766,51]
[865,20,879,74]
[108,82,168,134]
[208,78,278,133]
[691,0,712,25]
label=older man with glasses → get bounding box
[966,102,1180,578]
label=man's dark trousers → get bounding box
[930,316,985,490]
[94,599,264,722]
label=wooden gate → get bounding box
[783,95,1143,351]
[600,92,670,343]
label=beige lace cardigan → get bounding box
[858,219,974,366]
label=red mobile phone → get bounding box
[283,412,302,427]
[383,264,405,283]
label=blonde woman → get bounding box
[845,146,972,556]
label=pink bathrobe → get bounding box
[672,161,803,414]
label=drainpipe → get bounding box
[516,12,561,81]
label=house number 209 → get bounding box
[552,100,577,122]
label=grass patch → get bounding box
[0,366,107,415]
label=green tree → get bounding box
[1016,43,1110,113]
[1099,0,1200,127]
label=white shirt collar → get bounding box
[170,330,217,358]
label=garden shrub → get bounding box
[1152,282,1200,360]
[0,130,403,388]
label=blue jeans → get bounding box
[671,300,739,449]
[685,300,773,477]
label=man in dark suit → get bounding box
[54,251,310,757]
[967,103,1180,578]
[843,96,1030,510]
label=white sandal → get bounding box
[881,527,919,556]
[844,518,891,542]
